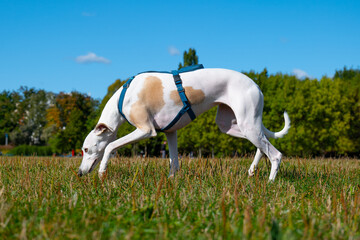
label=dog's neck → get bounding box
[97,88,124,133]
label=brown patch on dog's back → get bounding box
[129,76,165,131]
[170,87,205,105]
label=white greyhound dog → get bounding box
[78,67,290,181]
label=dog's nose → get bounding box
[77,169,83,177]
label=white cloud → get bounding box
[292,69,311,80]
[75,52,111,64]
[168,46,180,56]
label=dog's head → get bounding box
[78,123,114,176]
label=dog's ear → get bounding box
[95,123,110,135]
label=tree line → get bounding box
[1,49,359,157]
[0,88,98,155]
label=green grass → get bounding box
[0,156,359,239]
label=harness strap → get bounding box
[118,76,134,124]
[159,71,196,131]
[118,64,203,131]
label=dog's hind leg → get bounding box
[98,128,156,177]
[248,148,263,176]
[216,100,282,181]
[165,131,179,177]
[227,85,283,181]
[216,104,264,176]
[242,129,282,181]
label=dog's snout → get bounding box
[77,169,83,177]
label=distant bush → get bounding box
[9,145,53,156]
[0,145,14,155]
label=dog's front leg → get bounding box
[165,131,179,177]
[98,128,156,178]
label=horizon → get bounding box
[1,66,355,99]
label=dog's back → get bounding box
[118,68,260,131]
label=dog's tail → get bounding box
[262,111,291,139]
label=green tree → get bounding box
[333,68,360,155]
[178,48,199,69]
[46,92,98,154]
[0,91,20,145]
[9,87,50,146]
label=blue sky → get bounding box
[1,0,359,99]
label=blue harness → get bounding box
[118,64,204,132]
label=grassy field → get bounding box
[0,156,359,239]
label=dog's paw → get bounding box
[98,170,106,181]
[248,168,256,177]
[267,178,275,184]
